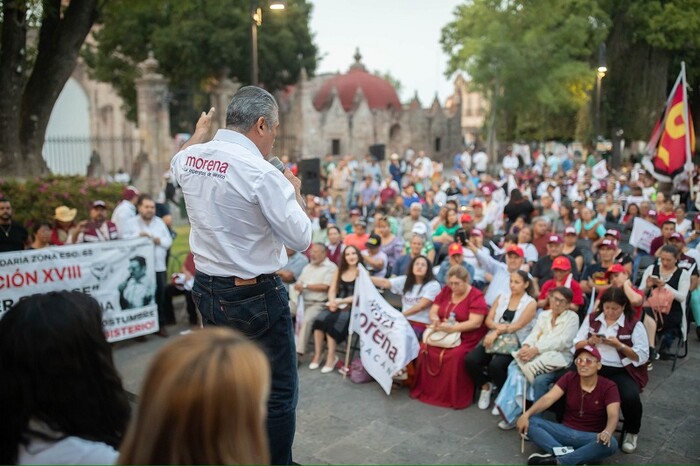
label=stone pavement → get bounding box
[113,303,700,465]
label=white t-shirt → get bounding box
[389,276,441,323]
[18,436,118,465]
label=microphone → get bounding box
[268,156,285,173]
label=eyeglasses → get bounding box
[550,296,568,304]
[575,357,598,366]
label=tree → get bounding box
[0,0,103,177]
[441,0,609,144]
[82,0,318,133]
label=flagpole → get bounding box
[681,61,695,200]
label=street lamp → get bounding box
[251,0,286,86]
[594,43,607,146]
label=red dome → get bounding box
[313,67,402,112]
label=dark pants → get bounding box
[192,272,297,465]
[464,342,513,392]
[155,271,166,327]
[599,365,642,434]
[164,284,197,325]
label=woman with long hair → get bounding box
[431,208,460,246]
[119,328,270,465]
[0,292,130,464]
[574,286,649,454]
[622,203,640,225]
[371,255,441,339]
[465,271,537,415]
[411,265,489,409]
[504,189,535,227]
[553,201,575,233]
[309,245,364,373]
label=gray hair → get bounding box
[532,216,551,225]
[225,86,279,132]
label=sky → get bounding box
[309,0,464,105]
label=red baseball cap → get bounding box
[605,229,621,240]
[605,263,627,279]
[669,232,685,243]
[575,345,602,362]
[548,234,563,244]
[122,186,140,201]
[564,226,577,236]
[448,242,464,256]
[460,213,473,223]
[599,239,617,249]
[551,256,571,271]
[505,245,524,258]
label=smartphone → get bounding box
[596,333,606,338]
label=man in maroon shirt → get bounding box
[517,346,620,465]
[649,220,676,256]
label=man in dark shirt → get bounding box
[518,346,620,465]
[0,198,28,252]
[649,220,676,256]
[532,235,578,284]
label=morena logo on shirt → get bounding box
[185,155,229,174]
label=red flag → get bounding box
[647,68,696,181]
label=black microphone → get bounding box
[268,156,285,173]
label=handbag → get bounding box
[349,357,373,384]
[422,326,460,348]
[484,331,520,354]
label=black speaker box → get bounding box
[299,158,321,196]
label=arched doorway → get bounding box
[389,123,402,157]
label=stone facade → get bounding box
[277,50,476,164]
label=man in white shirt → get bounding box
[171,86,311,465]
[111,186,139,237]
[473,148,488,174]
[123,194,173,337]
[502,150,520,173]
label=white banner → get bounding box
[350,265,420,395]
[0,238,158,342]
[629,217,661,253]
[592,159,609,180]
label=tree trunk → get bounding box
[0,0,101,177]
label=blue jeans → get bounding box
[192,272,297,465]
[532,369,567,402]
[528,416,618,465]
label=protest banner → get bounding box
[592,159,609,180]
[0,238,158,342]
[349,265,420,395]
[629,217,661,253]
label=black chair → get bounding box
[634,255,657,287]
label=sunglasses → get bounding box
[575,357,598,366]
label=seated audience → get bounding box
[532,235,578,285]
[410,265,488,409]
[517,346,620,466]
[376,215,404,271]
[574,287,649,453]
[371,255,441,339]
[362,233,388,277]
[537,257,584,313]
[436,242,475,286]
[118,328,270,464]
[0,291,130,464]
[309,245,363,373]
[343,219,370,251]
[326,225,344,266]
[466,271,537,415]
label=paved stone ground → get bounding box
[113,302,700,464]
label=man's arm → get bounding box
[180,108,216,150]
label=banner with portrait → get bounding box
[0,238,158,342]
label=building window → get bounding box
[331,139,341,155]
[434,137,441,152]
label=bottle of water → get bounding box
[448,312,456,326]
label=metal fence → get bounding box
[43,136,143,176]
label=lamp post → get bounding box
[594,43,607,148]
[250,0,286,86]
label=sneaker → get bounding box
[498,419,516,430]
[647,362,653,372]
[491,405,500,416]
[622,433,638,453]
[477,383,493,410]
[527,452,557,465]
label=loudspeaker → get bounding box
[299,158,321,196]
[369,144,386,161]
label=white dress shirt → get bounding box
[111,200,136,238]
[574,313,649,368]
[123,216,172,272]
[171,129,312,278]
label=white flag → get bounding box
[592,159,609,180]
[629,217,661,253]
[350,265,420,395]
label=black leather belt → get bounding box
[232,273,276,286]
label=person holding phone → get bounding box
[518,346,620,466]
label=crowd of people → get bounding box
[2,132,700,464]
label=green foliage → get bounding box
[441,0,610,141]
[0,176,124,228]
[82,0,318,131]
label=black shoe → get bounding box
[528,453,558,465]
